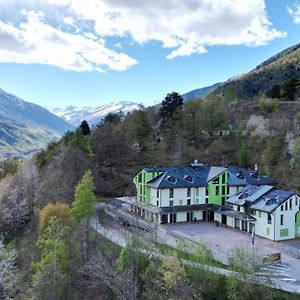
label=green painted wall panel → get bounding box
[295,211,300,238]
[133,170,163,204]
[208,171,228,206]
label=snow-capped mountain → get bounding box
[49,101,142,126]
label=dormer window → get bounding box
[184,175,194,183]
[250,172,259,179]
[236,172,245,180]
[166,176,176,184]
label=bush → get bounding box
[258,98,279,113]
[39,203,70,233]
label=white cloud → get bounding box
[0,9,137,72]
[0,0,286,72]
[287,1,300,24]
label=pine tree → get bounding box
[159,92,183,126]
[238,144,250,167]
[80,120,91,136]
[70,170,96,262]
[282,78,300,101]
[269,84,281,99]
[32,217,69,300]
[71,170,96,224]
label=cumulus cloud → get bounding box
[0,0,286,72]
[287,1,300,24]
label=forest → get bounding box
[0,88,300,299]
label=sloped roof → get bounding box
[227,166,273,186]
[143,167,172,172]
[226,184,295,213]
[142,164,273,189]
[146,167,207,189]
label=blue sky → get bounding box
[0,0,299,108]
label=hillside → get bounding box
[182,82,222,100]
[49,101,141,126]
[211,43,300,100]
[0,89,73,157]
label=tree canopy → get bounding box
[70,170,96,224]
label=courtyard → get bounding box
[163,221,300,258]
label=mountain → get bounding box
[0,89,73,157]
[49,101,141,126]
[210,43,300,100]
[182,82,222,100]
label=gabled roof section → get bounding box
[226,184,295,213]
[146,167,207,189]
[206,167,226,182]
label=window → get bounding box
[187,188,191,198]
[166,176,176,183]
[267,228,270,236]
[280,214,284,226]
[285,202,288,210]
[195,198,199,204]
[280,229,289,237]
[267,214,272,224]
[216,186,219,195]
[251,209,256,216]
[187,199,191,205]
[205,187,209,196]
[227,186,230,195]
[222,173,226,184]
[156,200,159,207]
[296,197,298,207]
[222,196,226,205]
[169,188,174,198]
[212,177,219,184]
[222,186,226,195]
[281,205,283,211]
[138,173,142,182]
[290,199,292,210]
[196,188,199,197]
[179,199,183,206]
[205,198,209,204]
[237,206,240,212]
[157,189,159,198]
[258,211,261,217]
[169,200,174,207]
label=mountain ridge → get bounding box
[49,101,142,126]
[0,89,73,157]
[210,43,300,100]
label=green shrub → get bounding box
[258,98,279,113]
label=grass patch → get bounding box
[88,228,121,256]
[157,242,228,269]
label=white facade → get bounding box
[226,195,300,241]
[150,186,206,207]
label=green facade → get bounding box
[207,171,228,206]
[295,211,300,238]
[133,170,163,204]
